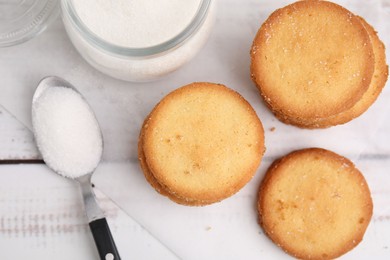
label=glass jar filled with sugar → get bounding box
[61,0,216,82]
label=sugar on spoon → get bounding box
[31,76,121,260]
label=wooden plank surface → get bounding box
[0,164,179,260]
[0,105,40,161]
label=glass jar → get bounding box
[0,0,59,47]
[60,0,216,82]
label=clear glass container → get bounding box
[0,0,59,47]
[61,0,216,82]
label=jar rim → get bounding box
[61,0,211,57]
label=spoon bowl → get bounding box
[32,76,121,260]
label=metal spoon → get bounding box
[32,76,121,260]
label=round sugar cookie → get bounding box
[138,121,208,206]
[258,148,373,259]
[302,17,388,128]
[250,0,375,121]
[141,82,265,205]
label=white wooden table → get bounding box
[1,0,390,259]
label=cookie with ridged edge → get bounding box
[251,0,375,122]
[258,148,373,259]
[300,17,388,128]
[140,82,265,205]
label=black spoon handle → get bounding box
[89,218,121,260]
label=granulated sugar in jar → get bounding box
[61,0,216,82]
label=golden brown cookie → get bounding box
[138,120,207,206]
[251,0,375,123]
[139,82,265,205]
[258,148,373,259]
[302,17,388,128]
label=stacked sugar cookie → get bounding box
[250,0,388,128]
[138,82,265,206]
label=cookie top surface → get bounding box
[138,125,208,206]
[142,82,265,202]
[251,0,375,119]
[258,148,373,259]
[307,17,388,128]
